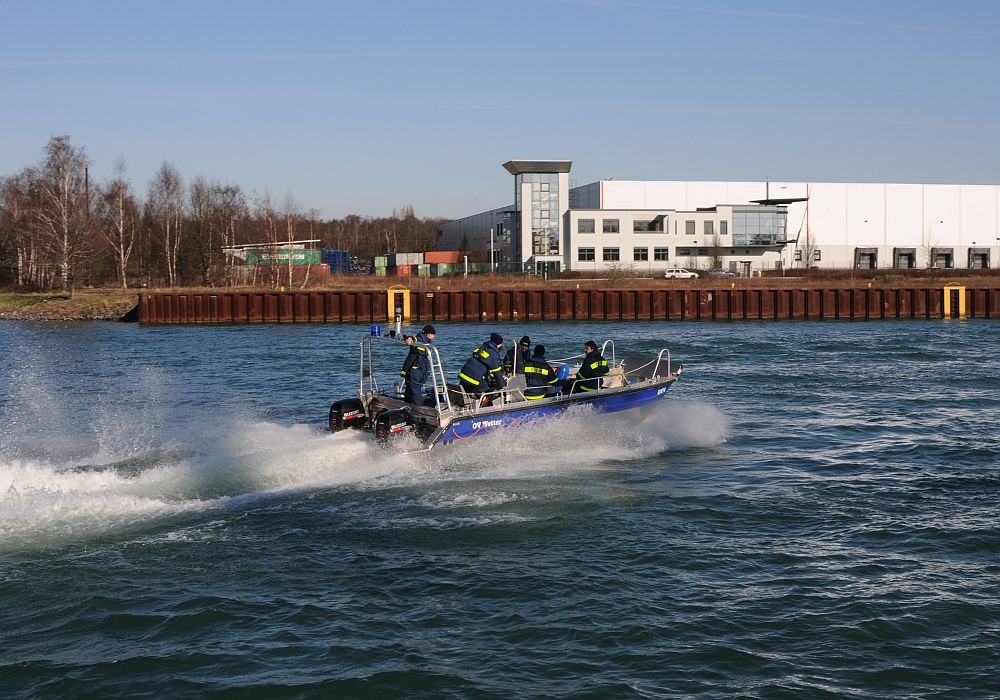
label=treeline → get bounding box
[0,136,446,291]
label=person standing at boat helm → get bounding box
[570,340,609,394]
[503,335,531,376]
[458,332,507,400]
[401,325,436,405]
[523,344,559,400]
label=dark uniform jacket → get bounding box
[401,332,433,401]
[523,354,558,399]
[502,346,530,375]
[458,341,506,394]
[574,349,609,392]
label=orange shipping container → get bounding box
[424,251,464,264]
[395,265,413,277]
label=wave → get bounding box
[0,400,728,552]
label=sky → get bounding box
[2,0,999,219]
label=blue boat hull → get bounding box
[435,381,675,447]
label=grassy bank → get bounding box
[0,291,138,321]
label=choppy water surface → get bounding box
[1,319,998,698]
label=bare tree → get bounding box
[1,171,45,287]
[146,163,185,286]
[96,159,138,288]
[33,136,91,294]
[709,233,725,270]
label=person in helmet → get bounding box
[523,344,558,400]
[458,332,506,399]
[401,325,436,404]
[570,339,609,393]
[503,335,531,375]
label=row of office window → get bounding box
[578,218,728,235]
[578,247,671,262]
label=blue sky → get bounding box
[2,0,998,218]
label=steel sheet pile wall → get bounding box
[139,287,999,324]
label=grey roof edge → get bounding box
[502,160,573,175]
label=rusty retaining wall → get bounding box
[138,287,1000,324]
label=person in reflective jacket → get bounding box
[401,325,436,404]
[458,332,506,397]
[523,344,558,400]
[571,339,609,393]
[502,335,531,375]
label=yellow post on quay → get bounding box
[942,285,966,319]
[387,285,411,322]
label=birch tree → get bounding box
[96,159,138,288]
[146,163,184,286]
[33,136,91,294]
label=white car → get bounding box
[663,267,698,279]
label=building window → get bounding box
[795,250,803,261]
[603,219,620,233]
[654,247,670,261]
[704,220,714,236]
[540,210,550,219]
[578,247,595,262]
[685,220,696,235]
[814,250,821,261]
[633,218,664,232]
[578,218,595,233]
[720,220,728,235]
[633,247,649,261]
[540,183,549,192]
[603,247,620,261]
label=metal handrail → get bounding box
[600,339,616,366]
[651,348,672,378]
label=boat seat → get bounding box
[504,375,526,402]
[446,382,469,408]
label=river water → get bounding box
[1,319,998,697]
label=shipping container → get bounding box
[395,265,412,277]
[424,251,464,264]
[245,249,322,266]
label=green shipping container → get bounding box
[245,249,322,266]
[374,267,387,277]
[417,264,431,277]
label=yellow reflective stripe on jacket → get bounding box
[577,384,598,392]
[490,367,502,373]
[589,360,607,370]
[524,367,550,376]
[458,372,481,386]
[524,393,547,400]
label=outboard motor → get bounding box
[329,398,367,431]
[553,363,571,392]
[373,408,414,444]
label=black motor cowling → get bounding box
[329,398,367,431]
[373,408,414,443]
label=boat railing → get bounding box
[600,339,616,366]
[359,335,453,414]
[650,349,673,379]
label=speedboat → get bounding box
[328,331,682,451]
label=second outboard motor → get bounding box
[329,398,367,431]
[373,408,414,443]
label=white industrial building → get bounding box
[437,160,1000,275]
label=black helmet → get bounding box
[534,344,545,357]
[490,332,503,346]
[422,325,436,335]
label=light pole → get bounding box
[489,227,495,273]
